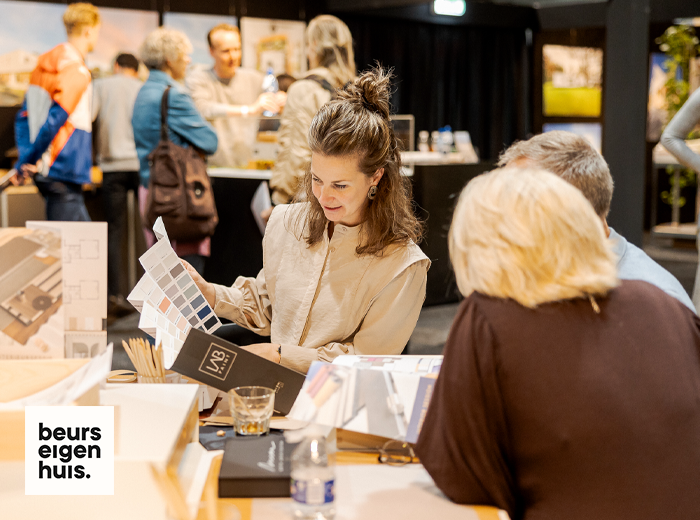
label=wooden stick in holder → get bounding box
[124,338,167,383]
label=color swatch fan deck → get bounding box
[127,218,221,368]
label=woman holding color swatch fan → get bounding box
[183,68,429,374]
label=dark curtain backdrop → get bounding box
[337,14,532,161]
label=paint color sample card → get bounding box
[155,326,184,369]
[138,232,221,335]
[128,218,222,366]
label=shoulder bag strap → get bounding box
[304,74,335,97]
[160,86,171,142]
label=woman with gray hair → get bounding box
[132,27,218,274]
[416,167,700,520]
[268,14,356,207]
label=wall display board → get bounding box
[87,6,158,78]
[647,52,700,142]
[0,0,65,107]
[647,52,678,142]
[542,44,603,117]
[0,1,157,106]
[0,221,107,360]
[163,12,238,67]
[28,221,108,360]
[543,122,602,153]
[240,17,306,76]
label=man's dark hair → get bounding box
[276,73,296,93]
[115,53,139,72]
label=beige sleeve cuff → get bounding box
[278,341,354,374]
[279,344,321,374]
[213,283,245,322]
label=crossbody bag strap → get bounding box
[304,74,335,97]
[160,86,171,142]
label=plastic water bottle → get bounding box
[261,67,279,117]
[439,125,454,154]
[290,427,335,520]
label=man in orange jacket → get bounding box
[14,3,100,221]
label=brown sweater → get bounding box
[416,280,700,520]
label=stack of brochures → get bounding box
[289,355,443,443]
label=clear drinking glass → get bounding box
[229,386,275,436]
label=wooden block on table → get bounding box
[0,359,89,403]
[0,359,95,460]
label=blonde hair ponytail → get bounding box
[306,15,356,87]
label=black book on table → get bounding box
[170,328,306,415]
[218,432,295,498]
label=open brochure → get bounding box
[288,356,443,443]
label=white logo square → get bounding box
[25,406,114,495]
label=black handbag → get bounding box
[145,86,218,242]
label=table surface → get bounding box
[198,444,508,520]
[0,383,507,520]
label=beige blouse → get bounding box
[213,204,431,373]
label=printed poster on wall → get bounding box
[87,6,158,78]
[543,122,602,154]
[240,17,306,76]
[163,12,238,67]
[0,1,157,105]
[647,52,700,142]
[542,44,603,118]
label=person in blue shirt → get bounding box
[133,27,218,274]
[498,130,696,313]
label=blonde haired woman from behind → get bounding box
[268,14,356,207]
[184,68,429,374]
[415,167,700,520]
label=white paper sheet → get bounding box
[251,181,272,235]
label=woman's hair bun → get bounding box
[339,66,392,120]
